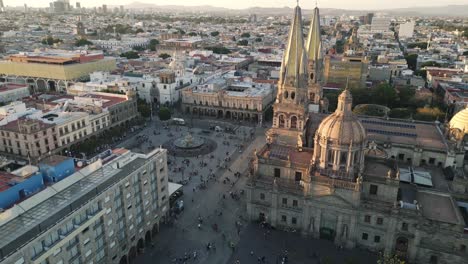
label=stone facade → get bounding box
[246,5,468,264]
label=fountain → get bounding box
[174,133,205,149]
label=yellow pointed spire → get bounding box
[306,6,322,62]
[279,5,308,89]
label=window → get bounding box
[374,235,381,243]
[278,115,285,128]
[281,215,286,222]
[364,215,371,223]
[369,184,378,195]
[376,217,383,225]
[290,116,297,129]
[295,171,302,182]
[292,200,298,207]
[260,193,265,200]
[362,233,368,240]
[282,198,287,205]
[402,222,408,231]
[274,168,281,178]
[291,217,297,224]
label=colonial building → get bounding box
[246,5,468,264]
[182,71,276,124]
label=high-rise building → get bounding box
[371,17,391,32]
[246,4,468,264]
[0,148,170,264]
[102,4,107,13]
[120,5,124,13]
[323,55,368,89]
[76,2,81,9]
[398,21,415,39]
[0,0,4,12]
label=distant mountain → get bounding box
[123,2,468,17]
[385,5,468,17]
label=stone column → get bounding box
[347,214,357,249]
[301,203,310,236]
[270,191,278,227]
[314,208,322,239]
[335,214,343,245]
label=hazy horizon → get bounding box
[5,0,468,10]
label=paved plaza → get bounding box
[115,117,377,264]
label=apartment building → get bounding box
[0,148,170,264]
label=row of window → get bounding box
[361,233,381,243]
[273,168,303,182]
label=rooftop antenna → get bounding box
[345,76,350,90]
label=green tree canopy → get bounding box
[120,51,140,59]
[377,253,405,264]
[420,61,441,68]
[158,107,171,121]
[413,107,444,121]
[407,42,428,49]
[137,99,151,118]
[371,83,398,108]
[241,32,251,38]
[210,31,219,37]
[41,36,62,45]
[135,28,144,33]
[149,39,159,51]
[206,46,230,54]
[75,38,93,46]
[237,39,248,46]
[405,54,418,71]
[255,37,262,42]
[159,53,171,59]
[188,32,197,36]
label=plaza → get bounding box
[112,116,378,264]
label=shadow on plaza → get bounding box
[228,224,378,264]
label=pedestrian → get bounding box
[250,251,254,256]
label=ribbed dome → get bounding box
[449,108,468,133]
[316,89,366,145]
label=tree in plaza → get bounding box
[159,53,171,59]
[377,253,405,264]
[41,36,62,45]
[158,107,171,121]
[137,99,151,118]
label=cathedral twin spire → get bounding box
[279,4,322,89]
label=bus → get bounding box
[171,118,186,125]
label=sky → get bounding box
[5,0,468,10]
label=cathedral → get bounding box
[246,5,468,264]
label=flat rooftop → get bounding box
[417,191,460,224]
[0,83,28,93]
[258,144,313,166]
[308,113,448,152]
[0,148,166,260]
[39,155,71,167]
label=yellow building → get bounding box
[323,55,368,89]
[0,50,116,92]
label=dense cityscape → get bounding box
[0,0,467,263]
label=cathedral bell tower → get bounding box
[305,7,327,114]
[267,4,309,149]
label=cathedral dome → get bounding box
[315,89,366,145]
[449,108,468,133]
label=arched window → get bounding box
[284,91,288,99]
[310,73,314,80]
[279,115,285,128]
[291,92,295,100]
[340,152,347,165]
[290,116,297,129]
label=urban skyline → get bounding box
[3,0,468,10]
